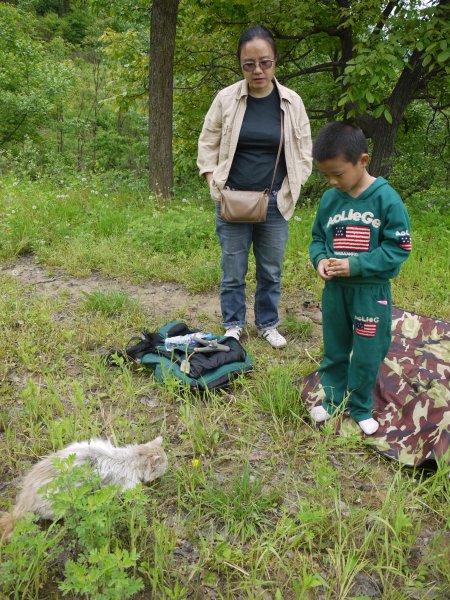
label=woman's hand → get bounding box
[204,172,214,186]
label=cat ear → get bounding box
[149,436,163,446]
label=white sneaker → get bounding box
[310,405,332,423]
[225,326,242,341]
[261,328,287,348]
[358,418,379,435]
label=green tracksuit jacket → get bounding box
[309,177,412,421]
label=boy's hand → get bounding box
[326,258,350,277]
[317,258,333,281]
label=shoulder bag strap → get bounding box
[268,111,284,194]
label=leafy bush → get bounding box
[0,457,149,600]
[0,514,61,598]
[406,186,449,214]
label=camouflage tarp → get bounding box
[301,308,450,466]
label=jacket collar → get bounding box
[237,77,292,102]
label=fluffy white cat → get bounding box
[0,436,168,541]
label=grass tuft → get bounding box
[82,290,138,316]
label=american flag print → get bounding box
[355,319,377,338]
[398,234,412,251]
[333,225,370,252]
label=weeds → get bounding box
[198,464,280,543]
[252,364,307,421]
[82,290,138,316]
[283,313,313,340]
[0,458,150,599]
[0,177,448,598]
[178,396,224,458]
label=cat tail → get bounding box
[0,488,40,542]
[0,510,16,542]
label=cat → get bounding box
[0,436,168,542]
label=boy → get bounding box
[308,121,412,435]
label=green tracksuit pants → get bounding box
[320,280,392,422]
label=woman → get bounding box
[197,25,312,348]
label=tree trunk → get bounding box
[59,0,71,16]
[358,50,430,178]
[91,55,102,172]
[367,118,398,178]
[56,103,64,154]
[149,0,179,198]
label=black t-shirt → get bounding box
[226,87,287,191]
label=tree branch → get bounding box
[0,114,28,146]
[278,62,337,82]
[272,26,341,43]
[372,1,401,37]
[307,107,342,119]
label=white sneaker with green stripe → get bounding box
[261,328,287,348]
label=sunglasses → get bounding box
[241,59,275,72]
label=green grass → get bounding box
[0,175,449,599]
[283,313,313,339]
[251,364,307,421]
[0,174,448,317]
[82,290,138,316]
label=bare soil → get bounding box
[1,256,222,321]
[1,256,321,331]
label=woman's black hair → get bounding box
[237,24,279,62]
[313,121,368,164]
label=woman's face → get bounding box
[240,38,276,97]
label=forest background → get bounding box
[0,1,449,599]
[0,0,448,199]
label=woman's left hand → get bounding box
[326,258,350,277]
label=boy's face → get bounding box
[315,154,370,197]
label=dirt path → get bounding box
[1,256,223,322]
[1,257,320,330]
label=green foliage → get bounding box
[60,545,144,599]
[0,3,150,178]
[336,1,450,121]
[339,45,403,121]
[0,4,74,147]
[407,186,449,214]
[1,0,448,185]
[0,514,62,598]
[417,0,450,74]
[1,456,149,600]
[99,28,148,109]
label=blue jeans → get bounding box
[215,192,289,331]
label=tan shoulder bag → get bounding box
[220,114,284,223]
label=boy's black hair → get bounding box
[313,121,368,164]
[237,24,279,62]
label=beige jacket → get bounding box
[197,78,312,220]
